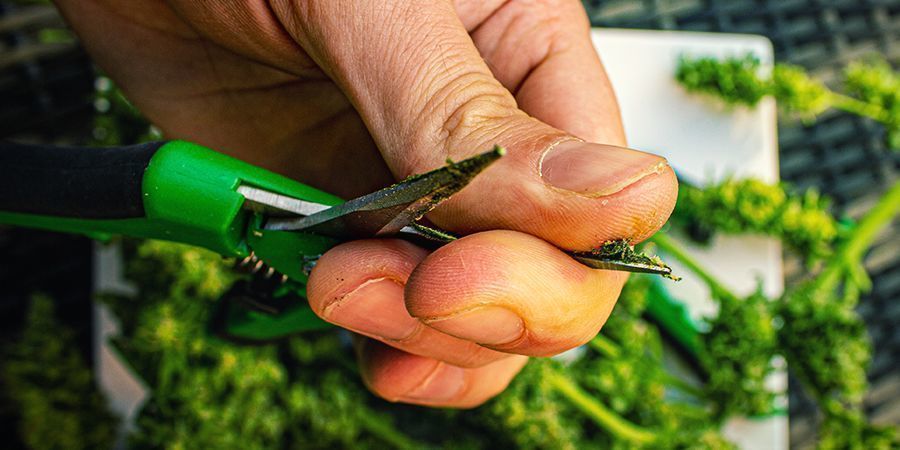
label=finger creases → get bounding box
[405,230,628,357]
[357,338,528,408]
[307,239,511,368]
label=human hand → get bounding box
[57,0,677,407]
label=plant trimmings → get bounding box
[589,239,681,281]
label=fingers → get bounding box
[405,230,628,357]
[269,0,677,251]
[307,239,511,368]
[310,231,630,359]
[356,337,528,408]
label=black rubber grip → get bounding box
[0,141,165,219]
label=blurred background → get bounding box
[0,0,897,448]
[578,1,899,444]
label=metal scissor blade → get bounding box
[264,146,505,239]
[570,253,674,276]
[237,185,330,217]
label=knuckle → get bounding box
[410,72,520,172]
[500,0,589,52]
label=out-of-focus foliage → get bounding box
[663,176,900,446]
[817,406,897,450]
[483,359,585,450]
[91,76,161,146]
[677,54,899,149]
[771,182,900,447]
[672,178,841,263]
[700,289,777,419]
[769,64,831,119]
[844,59,900,148]
[103,241,425,450]
[674,57,898,445]
[2,295,118,450]
[775,280,870,407]
[675,55,769,107]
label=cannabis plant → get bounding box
[676,54,899,149]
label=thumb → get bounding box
[274,0,677,249]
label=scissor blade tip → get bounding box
[454,145,505,173]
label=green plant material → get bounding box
[672,178,840,263]
[37,28,75,44]
[675,54,769,106]
[775,280,870,408]
[650,233,737,302]
[700,288,777,419]
[817,404,898,450]
[676,54,900,149]
[776,180,900,414]
[112,241,742,449]
[490,325,733,449]
[666,179,900,443]
[844,59,900,148]
[105,241,424,450]
[590,239,681,280]
[92,76,161,146]
[651,234,777,419]
[2,294,118,450]
[544,366,656,445]
[770,64,831,119]
[482,359,586,450]
[551,276,734,449]
[817,179,900,294]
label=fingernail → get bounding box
[424,306,524,346]
[323,279,419,340]
[404,363,466,402]
[540,141,668,197]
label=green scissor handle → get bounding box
[0,140,341,258]
[0,140,346,337]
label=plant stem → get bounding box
[649,233,739,302]
[661,373,706,398]
[816,180,900,292]
[323,354,422,449]
[545,367,656,444]
[356,411,425,450]
[588,335,621,358]
[828,92,892,123]
[590,335,704,398]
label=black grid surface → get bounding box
[584,0,900,446]
[0,2,94,140]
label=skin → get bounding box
[55,0,678,407]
